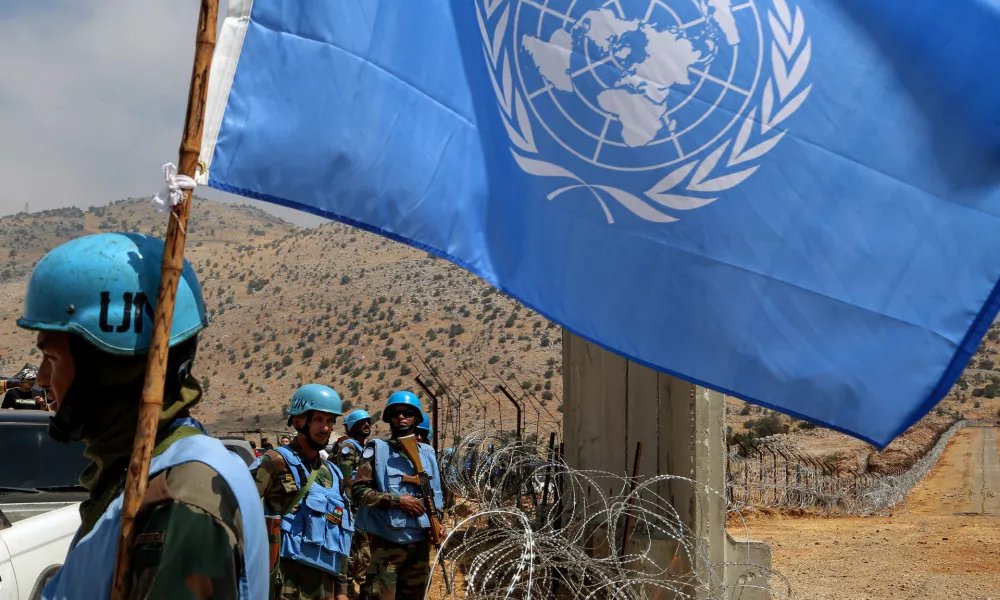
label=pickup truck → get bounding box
[0,411,89,600]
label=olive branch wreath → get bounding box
[475,0,812,223]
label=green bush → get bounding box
[747,413,787,437]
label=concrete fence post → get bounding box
[563,331,772,599]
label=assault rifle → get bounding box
[397,434,444,545]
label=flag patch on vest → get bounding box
[325,507,344,526]
[362,447,374,459]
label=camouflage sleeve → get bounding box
[350,444,401,509]
[334,445,360,486]
[253,451,293,515]
[129,462,245,600]
[252,452,276,495]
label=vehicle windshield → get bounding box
[0,421,90,490]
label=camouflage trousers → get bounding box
[274,557,340,600]
[345,529,372,599]
[361,535,431,600]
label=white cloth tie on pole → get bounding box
[152,163,197,213]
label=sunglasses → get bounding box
[388,410,419,420]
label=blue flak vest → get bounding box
[272,445,354,575]
[42,417,268,600]
[355,439,444,545]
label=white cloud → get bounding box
[0,0,326,226]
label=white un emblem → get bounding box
[477,0,812,223]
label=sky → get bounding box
[0,0,325,226]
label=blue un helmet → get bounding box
[17,233,206,355]
[416,409,432,438]
[288,384,343,419]
[343,409,372,432]
[414,409,434,439]
[382,390,423,424]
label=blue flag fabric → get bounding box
[199,0,1000,447]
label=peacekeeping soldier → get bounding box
[414,409,431,446]
[413,410,452,505]
[439,448,457,510]
[335,409,373,599]
[18,233,267,599]
[253,384,354,600]
[353,391,444,600]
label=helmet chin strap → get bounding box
[48,393,86,444]
[392,423,416,437]
[295,412,329,451]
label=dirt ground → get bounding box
[731,427,1000,599]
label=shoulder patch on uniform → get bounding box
[362,446,375,459]
[342,446,352,455]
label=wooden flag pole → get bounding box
[110,2,218,598]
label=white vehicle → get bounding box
[219,436,257,466]
[0,411,88,600]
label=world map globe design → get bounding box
[515,0,763,171]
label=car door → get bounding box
[0,514,18,600]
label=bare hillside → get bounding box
[0,197,563,446]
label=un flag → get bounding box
[200,0,1000,447]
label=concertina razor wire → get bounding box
[428,429,796,600]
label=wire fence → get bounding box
[432,429,796,600]
[726,419,981,515]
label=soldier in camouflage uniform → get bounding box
[254,384,353,600]
[334,410,374,599]
[353,392,444,600]
[18,233,267,599]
